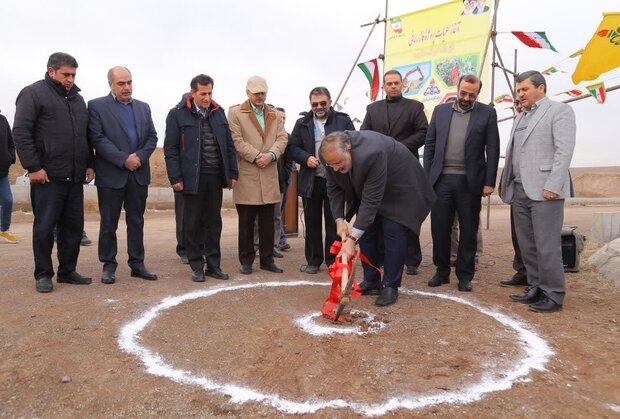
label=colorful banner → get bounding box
[385,0,492,117]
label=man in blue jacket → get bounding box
[164,74,238,282]
[88,66,159,284]
[288,87,354,274]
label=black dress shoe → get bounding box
[101,271,116,284]
[205,267,229,280]
[359,280,383,295]
[260,262,284,273]
[35,276,53,293]
[130,267,158,280]
[191,270,205,282]
[458,280,472,292]
[510,287,542,304]
[375,287,398,306]
[240,264,252,275]
[529,296,563,313]
[406,265,420,275]
[500,276,528,287]
[57,271,92,285]
[305,265,320,274]
[428,274,450,287]
[273,248,284,258]
[278,243,291,251]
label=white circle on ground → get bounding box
[294,309,387,336]
[118,280,554,416]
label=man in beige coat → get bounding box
[228,76,288,274]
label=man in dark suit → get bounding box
[361,69,428,275]
[288,87,354,274]
[424,74,499,292]
[321,131,435,306]
[88,66,158,284]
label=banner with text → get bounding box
[385,0,492,118]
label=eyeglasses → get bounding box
[311,101,329,108]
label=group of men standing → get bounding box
[10,52,575,314]
[323,69,574,313]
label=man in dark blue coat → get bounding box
[288,87,354,274]
[164,74,238,282]
[424,74,499,292]
[13,52,94,293]
[88,66,159,284]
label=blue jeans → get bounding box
[0,175,13,231]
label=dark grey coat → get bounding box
[325,130,435,236]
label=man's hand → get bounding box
[229,179,237,189]
[84,168,95,184]
[336,219,350,241]
[255,153,272,168]
[306,156,320,168]
[543,189,559,200]
[124,153,141,171]
[29,169,49,184]
[338,237,356,260]
[482,186,494,197]
[171,182,184,192]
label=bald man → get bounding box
[88,66,159,284]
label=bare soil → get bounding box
[1,205,619,418]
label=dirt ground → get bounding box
[1,204,619,418]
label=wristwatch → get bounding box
[346,234,360,244]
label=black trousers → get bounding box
[236,203,274,266]
[302,177,337,267]
[359,215,407,288]
[30,181,84,279]
[174,190,185,257]
[405,229,422,268]
[184,174,223,272]
[97,173,148,272]
[430,174,481,282]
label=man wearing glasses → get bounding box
[228,76,288,275]
[424,74,500,292]
[288,87,354,274]
[321,131,435,306]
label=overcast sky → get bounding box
[1,0,618,167]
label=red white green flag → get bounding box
[542,66,565,75]
[493,93,513,103]
[586,82,607,104]
[357,58,380,101]
[555,89,584,97]
[511,31,558,52]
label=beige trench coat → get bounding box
[227,100,288,205]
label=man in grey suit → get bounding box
[499,70,576,313]
[88,66,159,284]
[321,131,435,306]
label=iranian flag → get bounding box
[357,58,380,101]
[542,66,565,75]
[586,82,607,104]
[512,31,558,52]
[555,89,584,97]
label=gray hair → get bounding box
[320,131,350,155]
[516,70,547,93]
[107,66,131,83]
